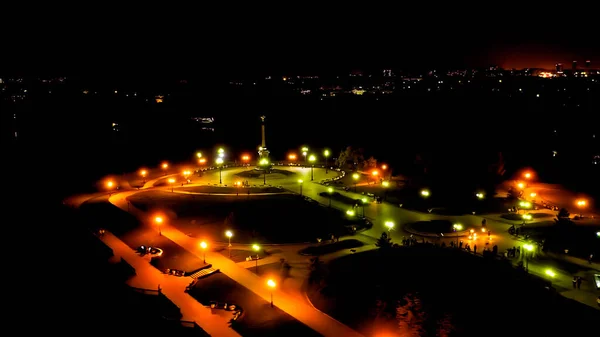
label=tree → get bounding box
[365,156,378,169]
[555,208,572,226]
[376,232,393,249]
[335,147,352,168]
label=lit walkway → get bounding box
[109,191,365,337]
[100,231,241,337]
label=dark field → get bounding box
[128,191,360,243]
[188,272,321,337]
[78,197,205,273]
[178,185,285,194]
[307,246,599,337]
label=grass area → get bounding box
[520,224,600,259]
[79,198,205,273]
[307,247,598,337]
[236,168,296,178]
[179,185,285,194]
[299,239,364,256]
[501,212,553,221]
[188,273,320,337]
[407,219,454,234]
[129,191,360,244]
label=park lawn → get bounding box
[189,273,320,337]
[128,191,354,244]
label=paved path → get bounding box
[109,191,364,337]
[100,231,241,337]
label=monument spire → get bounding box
[258,115,270,160]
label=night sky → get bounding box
[2,16,598,77]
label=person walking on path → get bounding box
[576,277,582,289]
[572,277,577,289]
[589,254,593,264]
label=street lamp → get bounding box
[576,199,587,217]
[154,216,164,235]
[242,154,250,163]
[161,162,169,175]
[182,170,191,183]
[420,189,430,198]
[288,153,297,162]
[352,173,359,192]
[309,154,316,181]
[361,197,368,217]
[323,149,330,173]
[225,230,233,258]
[385,221,394,240]
[168,178,175,192]
[260,158,269,185]
[267,279,276,307]
[475,192,484,199]
[106,180,116,196]
[200,241,207,263]
[298,179,303,196]
[523,243,534,271]
[216,157,224,184]
[252,244,260,273]
[327,187,333,207]
[346,209,355,217]
[140,169,147,183]
[196,152,202,159]
[453,224,463,247]
[301,147,308,166]
[382,180,390,201]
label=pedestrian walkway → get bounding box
[110,191,365,337]
[100,231,241,337]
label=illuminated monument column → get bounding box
[258,115,270,161]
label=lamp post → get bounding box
[420,189,430,198]
[161,162,168,176]
[260,158,269,185]
[252,244,260,274]
[140,169,147,184]
[155,216,164,235]
[382,180,390,201]
[301,147,308,167]
[385,221,394,240]
[298,179,303,196]
[267,279,276,307]
[309,154,316,181]
[225,230,233,258]
[106,180,115,196]
[200,241,207,263]
[576,199,587,218]
[453,224,463,247]
[168,178,175,192]
[323,149,330,173]
[216,157,224,184]
[327,187,333,207]
[183,170,191,184]
[361,197,368,217]
[523,243,534,271]
[352,173,359,192]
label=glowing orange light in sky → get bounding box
[242,155,250,161]
[288,154,297,160]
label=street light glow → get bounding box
[308,154,316,162]
[200,241,207,249]
[361,197,368,203]
[453,224,463,231]
[519,201,532,208]
[106,181,114,188]
[140,170,147,177]
[523,244,534,251]
[346,209,355,216]
[352,173,359,180]
[260,158,269,166]
[517,182,525,189]
[216,157,224,165]
[381,164,387,170]
[530,192,537,198]
[382,181,390,187]
[385,221,394,230]
[225,230,233,238]
[524,172,532,179]
[476,192,484,199]
[288,153,297,160]
[522,214,532,220]
[323,149,330,157]
[267,279,276,288]
[328,187,333,193]
[252,244,260,251]
[241,154,250,161]
[196,152,202,158]
[154,216,163,224]
[576,199,587,207]
[420,189,430,197]
[198,158,206,164]
[162,162,168,169]
[298,179,303,183]
[301,147,308,152]
[545,269,556,277]
[168,178,175,184]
